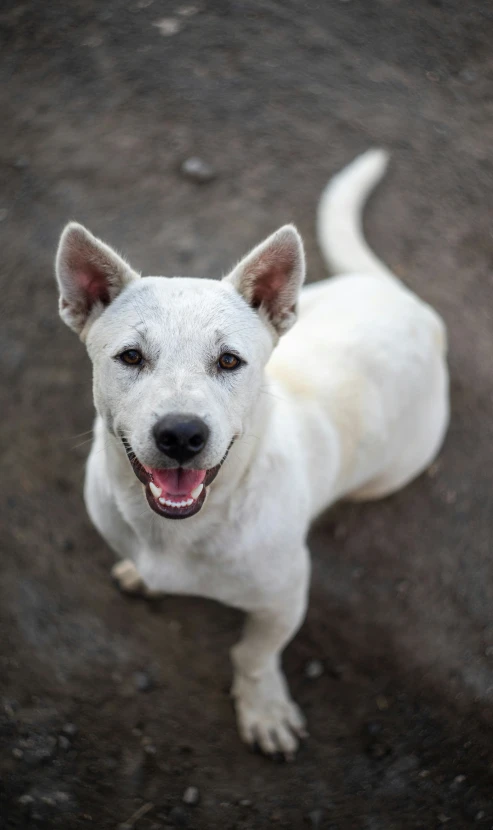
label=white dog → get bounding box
[55,151,449,759]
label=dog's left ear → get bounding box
[224,225,305,337]
[55,222,140,339]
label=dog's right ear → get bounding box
[55,222,140,338]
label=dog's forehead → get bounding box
[111,277,249,326]
[103,276,256,345]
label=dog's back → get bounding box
[267,151,449,513]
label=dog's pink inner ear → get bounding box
[246,239,301,312]
[75,266,111,310]
[249,259,291,310]
[56,222,140,336]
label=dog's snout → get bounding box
[153,414,210,464]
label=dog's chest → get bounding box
[132,505,268,608]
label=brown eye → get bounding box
[119,349,143,366]
[218,353,241,371]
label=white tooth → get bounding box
[191,483,204,500]
[149,482,162,498]
[158,496,192,509]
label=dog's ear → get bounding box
[224,224,305,336]
[55,222,140,338]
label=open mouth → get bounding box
[121,438,233,519]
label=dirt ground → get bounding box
[1,1,493,828]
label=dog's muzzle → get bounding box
[121,437,234,520]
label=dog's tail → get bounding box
[317,149,397,281]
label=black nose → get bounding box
[153,414,210,464]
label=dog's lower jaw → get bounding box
[145,477,208,519]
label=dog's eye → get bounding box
[119,349,143,366]
[218,353,241,371]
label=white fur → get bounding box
[56,151,449,758]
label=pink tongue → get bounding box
[150,468,206,496]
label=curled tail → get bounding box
[317,149,396,281]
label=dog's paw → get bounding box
[111,559,149,596]
[232,670,307,760]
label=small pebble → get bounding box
[239,799,252,807]
[18,794,34,806]
[475,811,485,820]
[453,774,466,784]
[304,659,324,679]
[427,461,440,478]
[376,694,389,711]
[54,792,70,803]
[12,748,24,759]
[22,735,58,766]
[180,157,216,184]
[182,786,200,805]
[58,736,71,750]
[177,4,200,15]
[133,670,153,692]
[153,17,182,36]
[62,723,78,736]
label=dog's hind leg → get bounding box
[111,559,161,597]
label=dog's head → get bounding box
[56,222,305,519]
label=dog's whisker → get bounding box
[260,390,285,401]
[66,428,94,440]
[71,437,97,450]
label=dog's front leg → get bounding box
[231,563,309,759]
